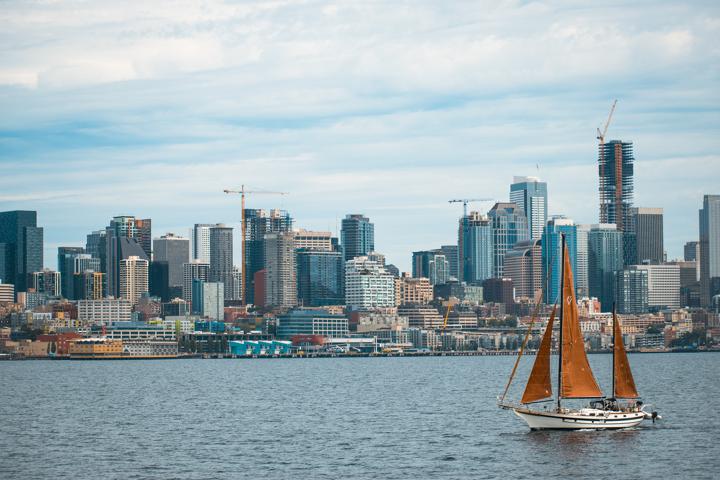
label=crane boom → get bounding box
[449,198,493,217]
[596,99,617,144]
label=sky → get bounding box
[1,0,719,272]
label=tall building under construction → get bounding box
[598,140,635,265]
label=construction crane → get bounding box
[448,198,493,218]
[596,99,618,145]
[441,297,459,330]
[224,186,288,306]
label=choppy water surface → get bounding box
[1,353,718,479]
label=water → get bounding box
[1,353,718,479]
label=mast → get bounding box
[612,303,616,399]
[557,234,565,411]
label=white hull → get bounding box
[513,407,645,430]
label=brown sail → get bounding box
[560,245,603,398]
[521,305,556,404]
[613,312,639,398]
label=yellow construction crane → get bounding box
[596,99,618,145]
[449,198,493,218]
[224,186,288,306]
[441,296,459,330]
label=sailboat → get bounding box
[498,234,659,430]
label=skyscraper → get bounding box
[614,268,649,314]
[73,271,105,300]
[345,256,395,310]
[57,246,85,298]
[263,232,297,308]
[209,224,233,301]
[633,264,681,311]
[699,194,720,307]
[293,229,334,251]
[119,255,149,305]
[182,260,209,303]
[440,245,459,280]
[459,211,494,284]
[412,250,449,285]
[0,210,43,292]
[598,140,635,266]
[631,207,664,265]
[684,241,698,262]
[149,261,170,302]
[488,202,529,277]
[153,233,190,290]
[105,216,150,297]
[575,224,590,297]
[30,269,61,297]
[542,217,577,304]
[341,214,374,261]
[504,239,542,300]
[296,249,344,307]
[510,176,548,240]
[85,230,106,267]
[192,224,213,262]
[244,209,292,304]
[587,224,624,312]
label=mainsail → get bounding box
[560,244,603,399]
[613,312,639,398]
[521,305,556,404]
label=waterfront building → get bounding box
[440,245,459,279]
[459,211,494,284]
[699,195,720,307]
[345,256,395,310]
[192,223,213,262]
[293,229,334,251]
[412,250,450,285]
[588,224,624,311]
[510,176,548,240]
[105,216,150,297]
[276,308,349,339]
[598,140,635,265]
[631,207,664,264]
[182,260,209,303]
[341,214,374,261]
[395,274,433,305]
[614,268,649,314]
[73,271,105,300]
[30,269,61,297]
[153,233,190,290]
[633,264,681,311]
[263,232,297,308]
[503,239,542,299]
[119,256,149,305]
[78,298,132,324]
[296,249,344,307]
[209,224,233,301]
[57,246,84,298]
[488,202,529,278]
[0,210,43,293]
[396,305,444,329]
[244,209,293,304]
[482,277,515,314]
[542,216,577,304]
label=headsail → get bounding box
[560,244,603,399]
[613,312,639,398]
[521,305,556,404]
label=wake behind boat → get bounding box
[498,234,660,430]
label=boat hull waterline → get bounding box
[513,408,645,430]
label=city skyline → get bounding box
[1,2,718,271]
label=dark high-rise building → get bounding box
[296,249,344,307]
[598,140,635,266]
[85,230,107,271]
[149,261,170,302]
[57,246,84,298]
[412,250,449,285]
[699,194,720,307]
[614,268,649,314]
[440,245,459,279]
[105,216,150,297]
[244,209,292,304]
[631,207,664,265]
[341,214,374,261]
[684,241,698,262]
[30,269,61,297]
[73,271,105,300]
[588,224,624,312]
[0,210,43,292]
[153,233,190,289]
[482,277,515,314]
[209,224,233,301]
[488,202,529,278]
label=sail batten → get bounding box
[521,305,556,404]
[559,243,603,399]
[613,313,639,398]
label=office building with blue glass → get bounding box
[296,249,344,306]
[542,216,577,304]
[459,212,494,284]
